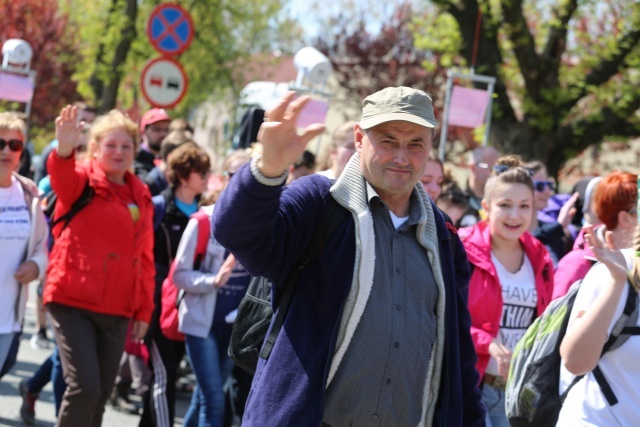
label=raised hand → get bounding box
[584,225,627,286]
[55,105,82,158]
[558,192,579,229]
[257,92,326,178]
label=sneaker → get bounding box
[29,333,50,350]
[109,384,139,415]
[19,380,38,425]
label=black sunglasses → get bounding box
[533,180,555,192]
[0,138,24,152]
[492,164,534,177]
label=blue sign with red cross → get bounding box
[146,3,194,56]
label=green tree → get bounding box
[416,0,640,175]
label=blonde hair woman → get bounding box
[44,105,155,427]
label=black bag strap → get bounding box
[590,281,639,406]
[593,365,618,405]
[260,196,348,360]
[50,181,94,233]
[602,281,638,354]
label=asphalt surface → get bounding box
[0,282,190,427]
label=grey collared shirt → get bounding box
[323,183,439,427]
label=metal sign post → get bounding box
[438,70,496,160]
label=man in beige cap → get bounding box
[213,87,484,426]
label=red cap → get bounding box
[140,108,171,132]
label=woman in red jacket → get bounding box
[458,155,554,427]
[43,105,155,427]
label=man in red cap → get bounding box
[135,108,171,178]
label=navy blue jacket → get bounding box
[213,162,484,426]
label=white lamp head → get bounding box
[2,39,33,69]
[293,46,332,86]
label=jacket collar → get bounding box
[83,159,150,207]
[12,172,38,199]
[461,220,550,275]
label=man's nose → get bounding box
[393,147,409,165]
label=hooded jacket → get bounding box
[459,221,554,378]
[43,150,155,322]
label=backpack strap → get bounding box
[152,194,166,231]
[192,210,211,269]
[602,281,639,353]
[173,210,211,309]
[50,180,94,233]
[590,281,639,406]
[260,196,349,360]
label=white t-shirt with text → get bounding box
[485,253,537,375]
[0,177,30,333]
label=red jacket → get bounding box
[458,221,554,378]
[43,150,155,323]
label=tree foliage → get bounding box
[314,2,473,149]
[0,0,80,128]
[421,0,640,175]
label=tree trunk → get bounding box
[100,0,137,112]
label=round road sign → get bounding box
[140,57,188,109]
[146,3,194,56]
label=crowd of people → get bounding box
[0,84,638,427]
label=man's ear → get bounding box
[354,123,365,152]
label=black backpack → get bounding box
[228,196,348,374]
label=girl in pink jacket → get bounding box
[458,155,554,427]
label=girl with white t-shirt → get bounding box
[459,155,554,427]
[558,224,640,426]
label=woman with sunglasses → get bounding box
[0,112,48,375]
[140,142,211,427]
[553,172,637,300]
[523,160,575,267]
[459,155,554,427]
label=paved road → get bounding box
[0,283,190,427]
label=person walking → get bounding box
[212,87,485,426]
[458,156,554,427]
[0,112,48,374]
[44,105,155,427]
[139,142,211,427]
[173,150,252,427]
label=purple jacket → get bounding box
[212,160,485,426]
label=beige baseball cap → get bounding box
[360,86,438,130]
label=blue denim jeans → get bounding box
[183,325,233,427]
[27,346,67,415]
[482,382,510,427]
